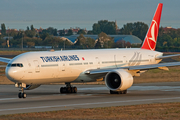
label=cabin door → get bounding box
[33,60,40,72]
[61,62,66,71]
[95,57,100,69]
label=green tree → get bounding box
[87,30,93,35]
[94,38,102,49]
[85,37,95,48]
[120,22,148,40]
[77,29,86,34]
[92,23,101,34]
[43,35,53,46]
[27,26,30,30]
[25,30,36,38]
[59,30,66,36]
[1,23,6,35]
[74,34,86,48]
[27,42,35,48]
[103,21,116,34]
[92,20,116,34]
[13,31,23,40]
[67,29,73,36]
[41,27,57,36]
[98,32,114,48]
[59,39,72,49]
[9,29,17,37]
[30,25,35,31]
[40,33,49,41]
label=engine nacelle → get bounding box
[105,69,133,91]
[24,85,41,90]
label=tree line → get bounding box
[1,21,180,51]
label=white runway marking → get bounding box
[0,98,18,101]
[0,97,180,112]
[78,86,180,91]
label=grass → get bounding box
[0,51,26,55]
[0,102,180,120]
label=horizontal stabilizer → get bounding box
[156,54,180,59]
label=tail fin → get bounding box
[141,3,163,51]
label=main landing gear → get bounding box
[60,82,77,94]
[110,90,127,94]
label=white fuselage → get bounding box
[5,48,163,85]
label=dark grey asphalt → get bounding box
[0,82,180,115]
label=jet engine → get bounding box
[105,69,133,91]
[24,85,41,90]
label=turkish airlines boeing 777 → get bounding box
[1,3,180,98]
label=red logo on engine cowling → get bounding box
[146,20,158,50]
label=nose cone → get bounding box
[5,67,22,81]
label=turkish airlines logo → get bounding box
[146,20,158,50]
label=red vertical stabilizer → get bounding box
[141,3,163,51]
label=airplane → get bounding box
[1,3,180,98]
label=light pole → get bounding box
[7,27,9,48]
[22,31,24,51]
[64,39,66,50]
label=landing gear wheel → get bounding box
[71,87,75,93]
[122,90,127,94]
[22,93,27,98]
[67,87,72,93]
[18,85,27,98]
[60,83,77,94]
[18,92,26,98]
[110,90,127,94]
[110,90,116,94]
[18,92,22,98]
[73,87,77,93]
[60,87,66,93]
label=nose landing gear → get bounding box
[60,82,77,94]
[15,83,27,98]
[18,87,26,98]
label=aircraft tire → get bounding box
[123,90,127,94]
[110,90,116,94]
[22,93,26,98]
[73,87,77,93]
[60,87,65,93]
[18,92,22,98]
[67,87,72,93]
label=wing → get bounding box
[85,62,180,75]
[0,57,12,63]
[128,62,180,70]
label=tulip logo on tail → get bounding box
[146,20,158,50]
[141,3,163,51]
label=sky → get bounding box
[0,0,180,30]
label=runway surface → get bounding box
[0,82,180,115]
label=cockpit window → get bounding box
[7,63,23,67]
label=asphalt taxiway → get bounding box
[0,82,180,115]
